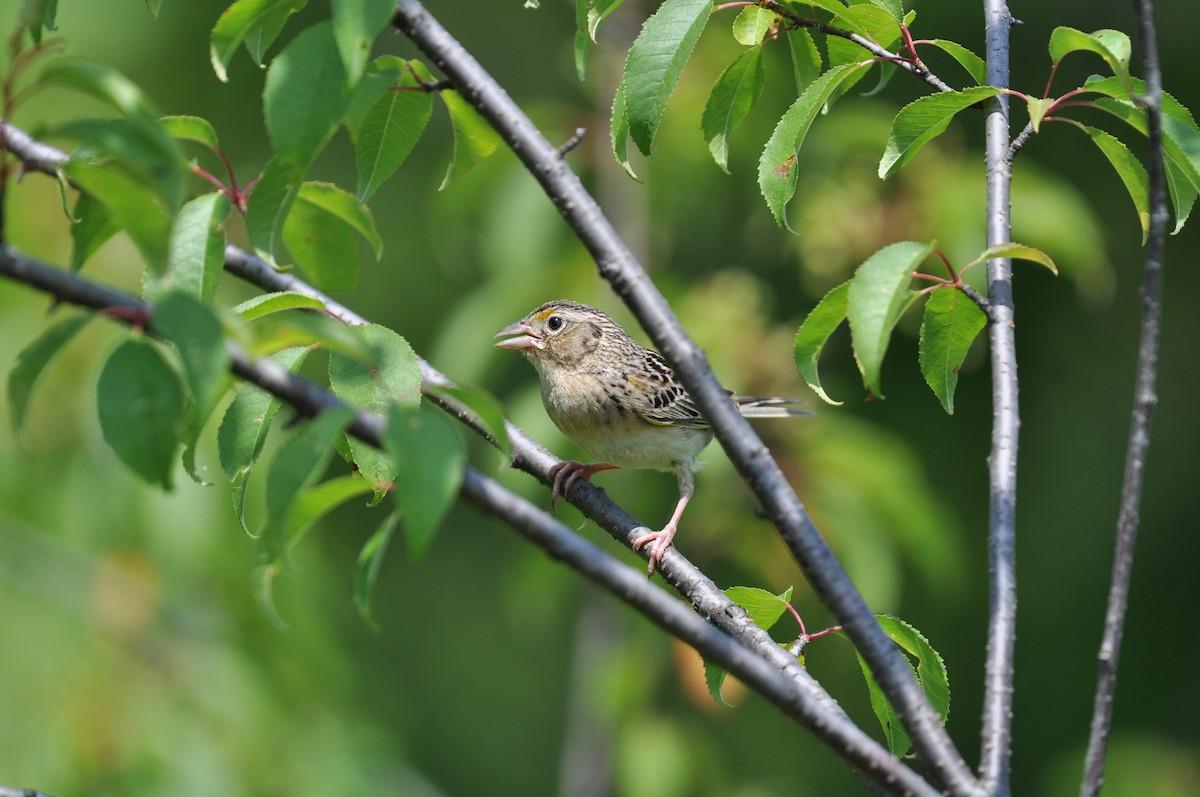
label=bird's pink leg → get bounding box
[548,460,618,508]
[631,464,695,576]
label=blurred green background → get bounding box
[0,1,1197,795]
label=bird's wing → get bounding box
[625,350,709,429]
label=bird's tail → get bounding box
[732,395,813,418]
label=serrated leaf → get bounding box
[330,324,422,491]
[233,290,330,320]
[331,0,395,82]
[573,29,592,82]
[69,192,118,273]
[8,314,91,446]
[354,508,401,628]
[725,585,795,631]
[879,86,1003,178]
[20,0,58,45]
[282,181,382,292]
[921,39,985,85]
[246,155,305,259]
[386,404,464,558]
[732,6,774,46]
[825,4,903,104]
[785,29,822,94]
[52,117,185,210]
[1049,27,1132,93]
[702,47,766,173]
[622,0,711,156]
[64,161,173,275]
[855,647,910,756]
[245,310,375,362]
[97,337,185,490]
[793,280,849,406]
[218,346,312,533]
[1081,126,1150,243]
[588,0,626,41]
[878,614,950,720]
[918,288,986,414]
[167,192,232,302]
[704,659,736,708]
[160,115,221,152]
[610,82,638,180]
[439,89,502,190]
[348,58,434,202]
[210,0,309,82]
[1026,97,1054,133]
[972,243,1059,275]
[847,241,931,398]
[263,21,349,167]
[424,384,511,459]
[759,63,870,230]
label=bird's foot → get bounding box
[548,460,616,509]
[632,525,678,577]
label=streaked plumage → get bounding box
[495,300,808,575]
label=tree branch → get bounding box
[0,246,940,797]
[392,3,981,795]
[980,2,1019,793]
[1079,0,1166,793]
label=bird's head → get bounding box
[494,300,625,370]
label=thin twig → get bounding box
[1078,0,1166,793]
[980,1,1019,793]
[0,247,941,797]
[392,3,982,794]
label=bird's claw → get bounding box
[632,526,676,577]
[549,460,587,509]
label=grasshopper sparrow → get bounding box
[495,300,808,576]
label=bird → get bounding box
[494,300,809,576]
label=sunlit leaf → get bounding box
[97,337,185,490]
[263,21,349,167]
[167,192,232,302]
[610,81,638,180]
[161,115,221,153]
[725,585,794,631]
[69,192,118,273]
[785,29,822,94]
[622,0,711,156]
[232,291,330,320]
[52,117,184,210]
[64,161,173,274]
[847,241,931,397]
[1080,126,1150,243]
[330,0,395,81]
[702,47,766,173]
[879,86,1003,178]
[1049,27,1132,93]
[386,404,464,557]
[793,280,849,406]
[283,182,382,292]
[921,39,986,85]
[348,57,434,202]
[732,6,774,46]
[246,155,305,260]
[40,58,160,117]
[971,242,1059,275]
[8,314,91,446]
[918,288,986,415]
[1026,97,1054,133]
[210,0,310,82]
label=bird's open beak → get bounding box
[493,320,544,350]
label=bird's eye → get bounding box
[547,315,564,332]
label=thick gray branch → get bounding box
[0,247,939,797]
[392,3,982,794]
[1079,0,1166,793]
[980,2,1019,794]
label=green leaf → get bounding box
[855,647,910,756]
[702,48,766,174]
[69,192,119,273]
[330,0,395,82]
[330,324,422,492]
[878,614,950,721]
[386,404,464,557]
[622,0,711,156]
[167,192,232,302]
[1080,126,1150,243]
[847,241,931,398]
[610,82,638,180]
[145,0,161,17]
[154,291,232,433]
[704,658,736,709]
[824,4,903,104]
[759,63,870,231]
[244,310,375,362]
[1026,97,1055,133]
[439,89,502,190]
[232,290,330,320]
[1049,27,1132,93]
[210,0,309,82]
[97,337,185,490]
[262,406,355,559]
[700,48,768,174]
[282,181,382,292]
[971,242,1059,275]
[64,161,173,274]
[354,508,401,628]
[423,384,512,460]
[573,29,592,83]
[793,280,849,406]
[263,21,349,167]
[921,39,985,85]
[283,473,374,552]
[785,29,823,95]
[52,117,185,210]
[218,346,312,533]
[724,585,795,631]
[732,6,774,46]
[8,314,91,446]
[348,58,434,202]
[246,155,305,259]
[918,288,986,415]
[879,86,1003,178]
[161,115,221,153]
[40,58,160,117]
[20,0,58,44]
[587,0,626,41]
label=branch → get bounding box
[392,3,982,795]
[0,787,56,797]
[0,247,940,797]
[1079,0,1166,793]
[980,2,1019,793]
